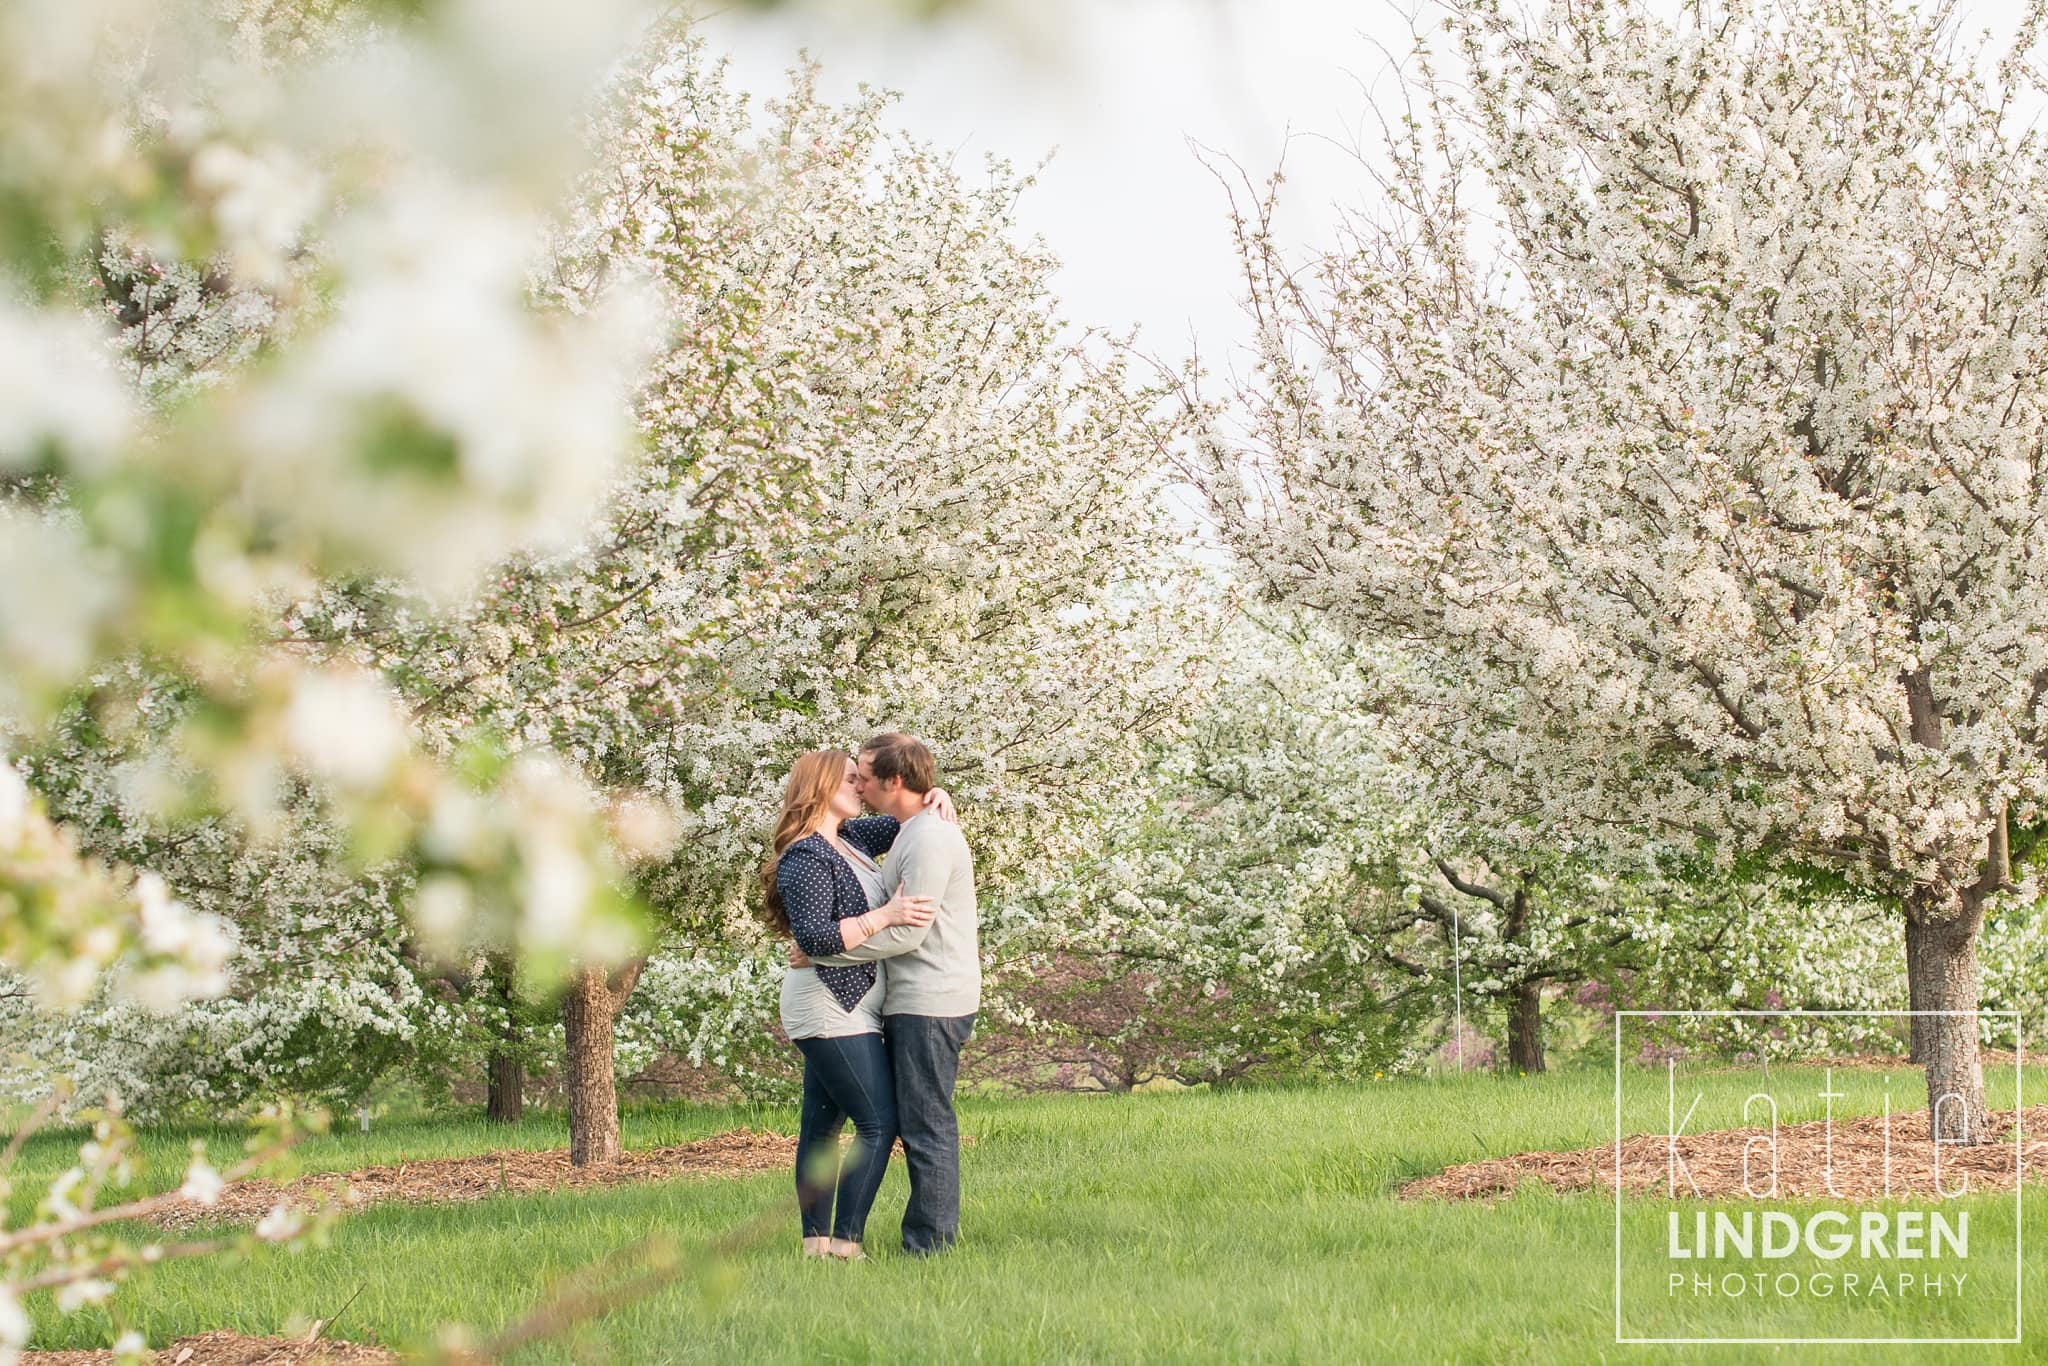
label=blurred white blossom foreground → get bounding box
[0,0,674,1352]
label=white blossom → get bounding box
[0,1286,26,1358]
[53,1276,113,1312]
[283,670,407,790]
[0,301,133,473]
[253,1202,303,1243]
[176,1155,224,1205]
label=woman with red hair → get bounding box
[760,750,951,1260]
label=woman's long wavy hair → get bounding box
[759,750,850,935]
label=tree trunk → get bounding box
[1497,884,1544,1073]
[1904,893,1988,1145]
[485,956,523,1125]
[561,960,645,1166]
[1506,979,1545,1073]
[1894,672,1999,1131]
[1905,954,1928,1064]
[486,1051,524,1125]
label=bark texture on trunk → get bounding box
[485,957,524,1125]
[561,960,645,1166]
[1895,670,2002,1141]
[1905,891,1988,1146]
[486,1052,524,1125]
[1506,979,1545,1073]
[1496,887,1544,1073]
[1906,963,1929,1064]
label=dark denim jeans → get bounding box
[884,1012,975,1254]
[793,1032,897,1243]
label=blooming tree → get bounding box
[1195,0,2048,1138]
[997,612,1428,1086]
[1,0,663,1008]
[300,30,1212,1162]
[1382,840,1932,1071]
[1069,610,1734,1079]
[0,0,686,1347]
[1388,845,1669,1073]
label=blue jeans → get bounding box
[793,1033,897,1243]
[885,1013,975,1254]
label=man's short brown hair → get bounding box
[861,732,936,794]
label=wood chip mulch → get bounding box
[151,1129,972,1230]
[22,1330,397,1365]
[1789,1050,2023,1072]
[152,1128,800,1231]
[1399,1105,2048,1203]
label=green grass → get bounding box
[20,1063,2048,1363]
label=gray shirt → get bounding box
[811,809,980,1017]
[779,842,889,1038]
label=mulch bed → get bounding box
[1400,1105,2048,1203]
[1779,1050,2023,1072]
[153,1128,800,1230]
[153,1128,972,1230]
[23,1331,397,1364]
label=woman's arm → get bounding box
[836,888,937,953]
[778,849,937,960]
[778,850,848,960]
[838,814,900,858]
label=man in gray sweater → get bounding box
[808,732,978,1255]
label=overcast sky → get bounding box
[701,0,1438,368]
[702,0,2029,371]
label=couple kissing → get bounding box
[759,733,979,1261]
